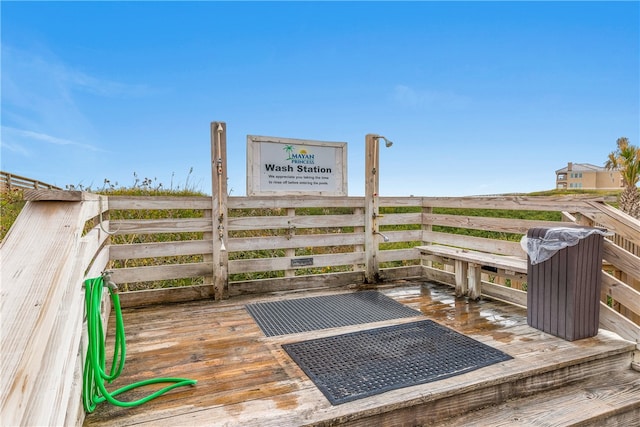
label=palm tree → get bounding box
[605,137,640,218]
[283,145,294,160]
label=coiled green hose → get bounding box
[83,275,196,413]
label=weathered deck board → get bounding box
[432,369,640,426]
[83,280,636,427]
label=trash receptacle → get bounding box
[522,227,607,341]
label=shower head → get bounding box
[374,135,394,148]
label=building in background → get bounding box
[555,162,622,190]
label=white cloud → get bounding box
[2,44,152,102]
[0,139,30,157]
[1,126,103,153]
[65,66,153,99]
[2,44,153,133]
[2,45,97,140]
[1,44,152,167]
[392,84,471,110]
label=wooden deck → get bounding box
[83,280,639,427]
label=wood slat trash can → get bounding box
[526,227,605,341]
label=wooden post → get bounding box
[353,207,364,271]
[211,121,229,300]
[468,263,482,299]
[422,202,433,268]
[285,208,296,277]
[203,208,213,289]
[364,134,380,283]
[455,260,469,297]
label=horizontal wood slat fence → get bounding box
[103,194,640,335]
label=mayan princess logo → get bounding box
[283,145,315,165]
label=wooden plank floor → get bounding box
[83,279,635,427]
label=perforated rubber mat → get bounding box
[282,319,513,405]
[245,291,421,337]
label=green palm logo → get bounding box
[283,145,294,160]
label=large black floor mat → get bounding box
[282,319,513,405]
[246,290,421,337]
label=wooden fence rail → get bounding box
[103,193,640,341]
[0,170,62,192]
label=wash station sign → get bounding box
[246,135,347,196]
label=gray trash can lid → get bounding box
[520,227,608,265]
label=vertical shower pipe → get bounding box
[210,121,229,300]
[364,133,380,283]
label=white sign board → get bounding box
[247,135,348,196]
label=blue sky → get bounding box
[2,1,638,196]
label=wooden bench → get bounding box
[416,245,527,300]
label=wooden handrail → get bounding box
[0,170,62,192]
[0,192,109,426]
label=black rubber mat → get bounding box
[246,291,421,337]
[282,319,513,405]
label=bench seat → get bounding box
[416,245,527,299]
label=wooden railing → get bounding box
[418,196,640,342]
[0,170,62,192]
[1,190,110,426]
[2,190,639,426]
[104,193,640,342]
[105,195,425,306]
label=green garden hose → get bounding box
[82,274,196,413]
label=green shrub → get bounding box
[0,189,25,242]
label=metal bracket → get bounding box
[287,223,296,240]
